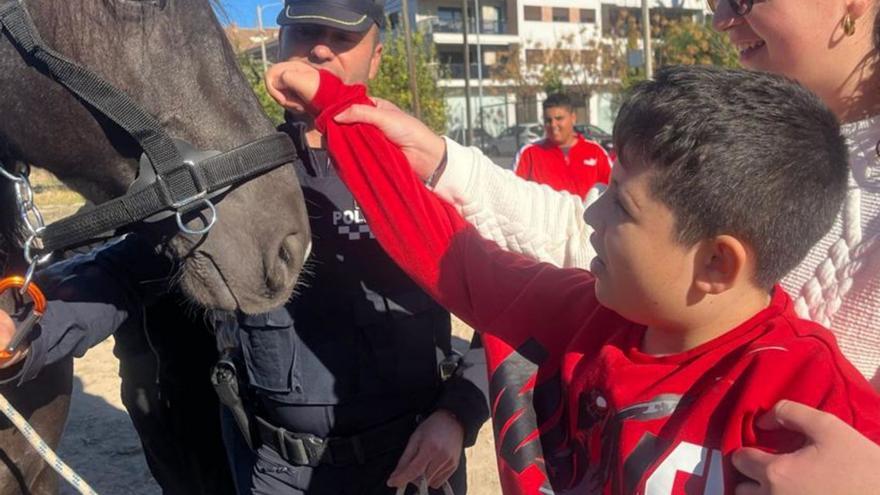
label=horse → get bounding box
[0,0,311,492]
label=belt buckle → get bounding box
[302,435,329,467]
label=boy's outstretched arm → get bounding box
[266,63,596,347]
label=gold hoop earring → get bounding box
[843,13,856,36]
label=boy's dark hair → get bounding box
[613,65,848,288]
[543,93,574,113]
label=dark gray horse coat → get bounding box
[0,0,310,492]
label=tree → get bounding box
[656,17,740,68]
[238,52,285,125]
[370,29,447,133]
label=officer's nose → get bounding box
[310,43,335,64]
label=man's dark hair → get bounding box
[543,93,574,113]
[613,65,848,288]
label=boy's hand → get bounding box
[334,99,447,183]
[0,309,26,369]
[733,400,880,495]
[264,61,321,114]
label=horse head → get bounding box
[0,0,310,314]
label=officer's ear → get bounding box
[368,27,383,80]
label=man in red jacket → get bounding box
[514,93,611,198]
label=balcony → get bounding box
[431,18,508,35]
[442,63,498,79]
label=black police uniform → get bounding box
[219,121,488,494]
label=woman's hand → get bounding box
[734,400,880,495]
[334,99,447,182]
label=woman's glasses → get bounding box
[706,0,753,16]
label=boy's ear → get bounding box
[693,235,749,294]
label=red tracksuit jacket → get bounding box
[515,136,611,198]
[309,71,880,495]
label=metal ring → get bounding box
[175,198,218,236]
[0,166,25,183]
[20,207,46,237]
[13,179,34,209]
[22,233,51,267]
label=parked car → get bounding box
[491,123,544,157]
[575,124,615,159]
[447,126,497,154]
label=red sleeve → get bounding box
[309,70,594,357]
[514,148,531,180]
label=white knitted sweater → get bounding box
[436,132,880,388]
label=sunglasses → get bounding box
[706,0,753,16]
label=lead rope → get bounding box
[0,393,99,494]
[0,164,98,494]
[395,478,455,495]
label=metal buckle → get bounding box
[157,160,209,210]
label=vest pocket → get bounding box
[239,310,297,395]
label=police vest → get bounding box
[237,136,451,407]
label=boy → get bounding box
[266,63,880,493]
[515,92,611,198]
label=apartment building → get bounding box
[415,0,706,133]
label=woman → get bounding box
[333,1,880,492]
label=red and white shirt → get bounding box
[515,135,611,198]
[309,71,880,495]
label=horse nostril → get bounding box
[279,244,291,264]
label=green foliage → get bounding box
[369,29,447,133]
[237,53,285,126]
[541,65,565,95]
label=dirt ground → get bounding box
[35,171,501,494]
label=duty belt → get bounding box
[255,413,418,467]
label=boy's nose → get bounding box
[583,184,607,228]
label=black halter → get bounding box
[0,0,298,256]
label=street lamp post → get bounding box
[257,2,284,73]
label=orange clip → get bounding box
[0,276,46,360]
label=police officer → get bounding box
[213,1,488,493]
[0,2,488,493]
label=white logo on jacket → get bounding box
[332,209,375,240]
[583,158,597,167]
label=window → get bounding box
[580,8,596,23]
[552,7,569,22]
[524,6,541,21]
[437,7,464,32]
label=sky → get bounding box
[217,0,285,28]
